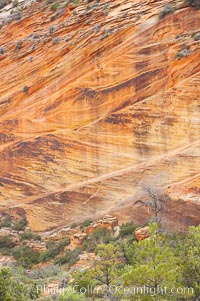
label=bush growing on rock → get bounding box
[12,245,41,268]
[122,224,184,301]
[55,247,81,266]
[0,214,12,228]
[174,48,190,59]
[20,231,41,241]
[11,10,21,20]
[193,32,200,40]
[70,223,78,228]
[27,264,61,279]
[15,40,22,50]
[51,2,59,11]
[73,0,81,5]
[159,5,175,19]
[50,15,56,21]
[0,47,5,55]
[12,218,28,231]
[119,222,137,238]
[179,225,200,299]
[82,228,113,252]
[12,0,18,7]
[48,25,56,34]
[0,268,28,301]
[187,0,200,9]
[0,235,15,249]
[22,86,29,95]
[57,289,87,301]
[80,219,92,229]
[52,37,61,44]
[0,0,11,9]
[41,238,70,262]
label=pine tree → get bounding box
[74,243,122,300]
[180,225,200,299]
[122,224,183,301]
[0,268,27,301]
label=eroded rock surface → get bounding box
[135,226,150,241]
[0,0,200,231]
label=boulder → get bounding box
[135,226,150,241]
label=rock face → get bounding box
[26,240,47,252]
[0,227,19,244]
[0,255,16,267]
[0,0,200,231]
[135,226,150,241]
[84,215,118,234]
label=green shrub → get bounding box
[187,0,200,9]
[40,247,60,262]
[72,0,81,5]
[0,214,12,228]
[58,289,87,300]
[52,37,61,44]
[82,228,112,252]
[12,246,41,268]
[99,28,111,40]
[15,40,22,51]
[58,237,70,248]
[94,24,101,33]
[193,32,200,40]
[50,15,56,21]
[64,0,71,7]
[12,218,28,231]
[12,0,18,7]
[0,47,5,55]
[80,219,92,229]
[41,238,70,262]
[46,240,56,250]
[27,264,61,279]
[0,236,15,249]
[20,231,41,241]
[0,0,11,9]
[91,228,112,243]
[55,247,81,266]
[119,222,137,238]
[0,268,29,301]
[12,10,21,20]
[159,5,175,19]
[174,48,190,59]
[70,223,78,229]
[51,2,59,10]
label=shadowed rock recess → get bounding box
[0,0,199,231]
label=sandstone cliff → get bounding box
[0,0,199,231]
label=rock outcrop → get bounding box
[0,227,19,244]
[84,215,118,234]
[0,0,199,231]
[26,240,47,252]
[135,226,150,241]
[0,255,16,267]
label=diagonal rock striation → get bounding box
[0,0,200,231]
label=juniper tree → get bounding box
[122,224,183,301]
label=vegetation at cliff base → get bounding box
[0,221,200,300]
[187,0,200,9]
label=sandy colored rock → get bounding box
[135,226,150,241]
[0,0,199,232]
[26,240,47,252]
[84,215,118,234]
[0,255,16,267]
[70,232,87,248]
[0,228,19,244]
